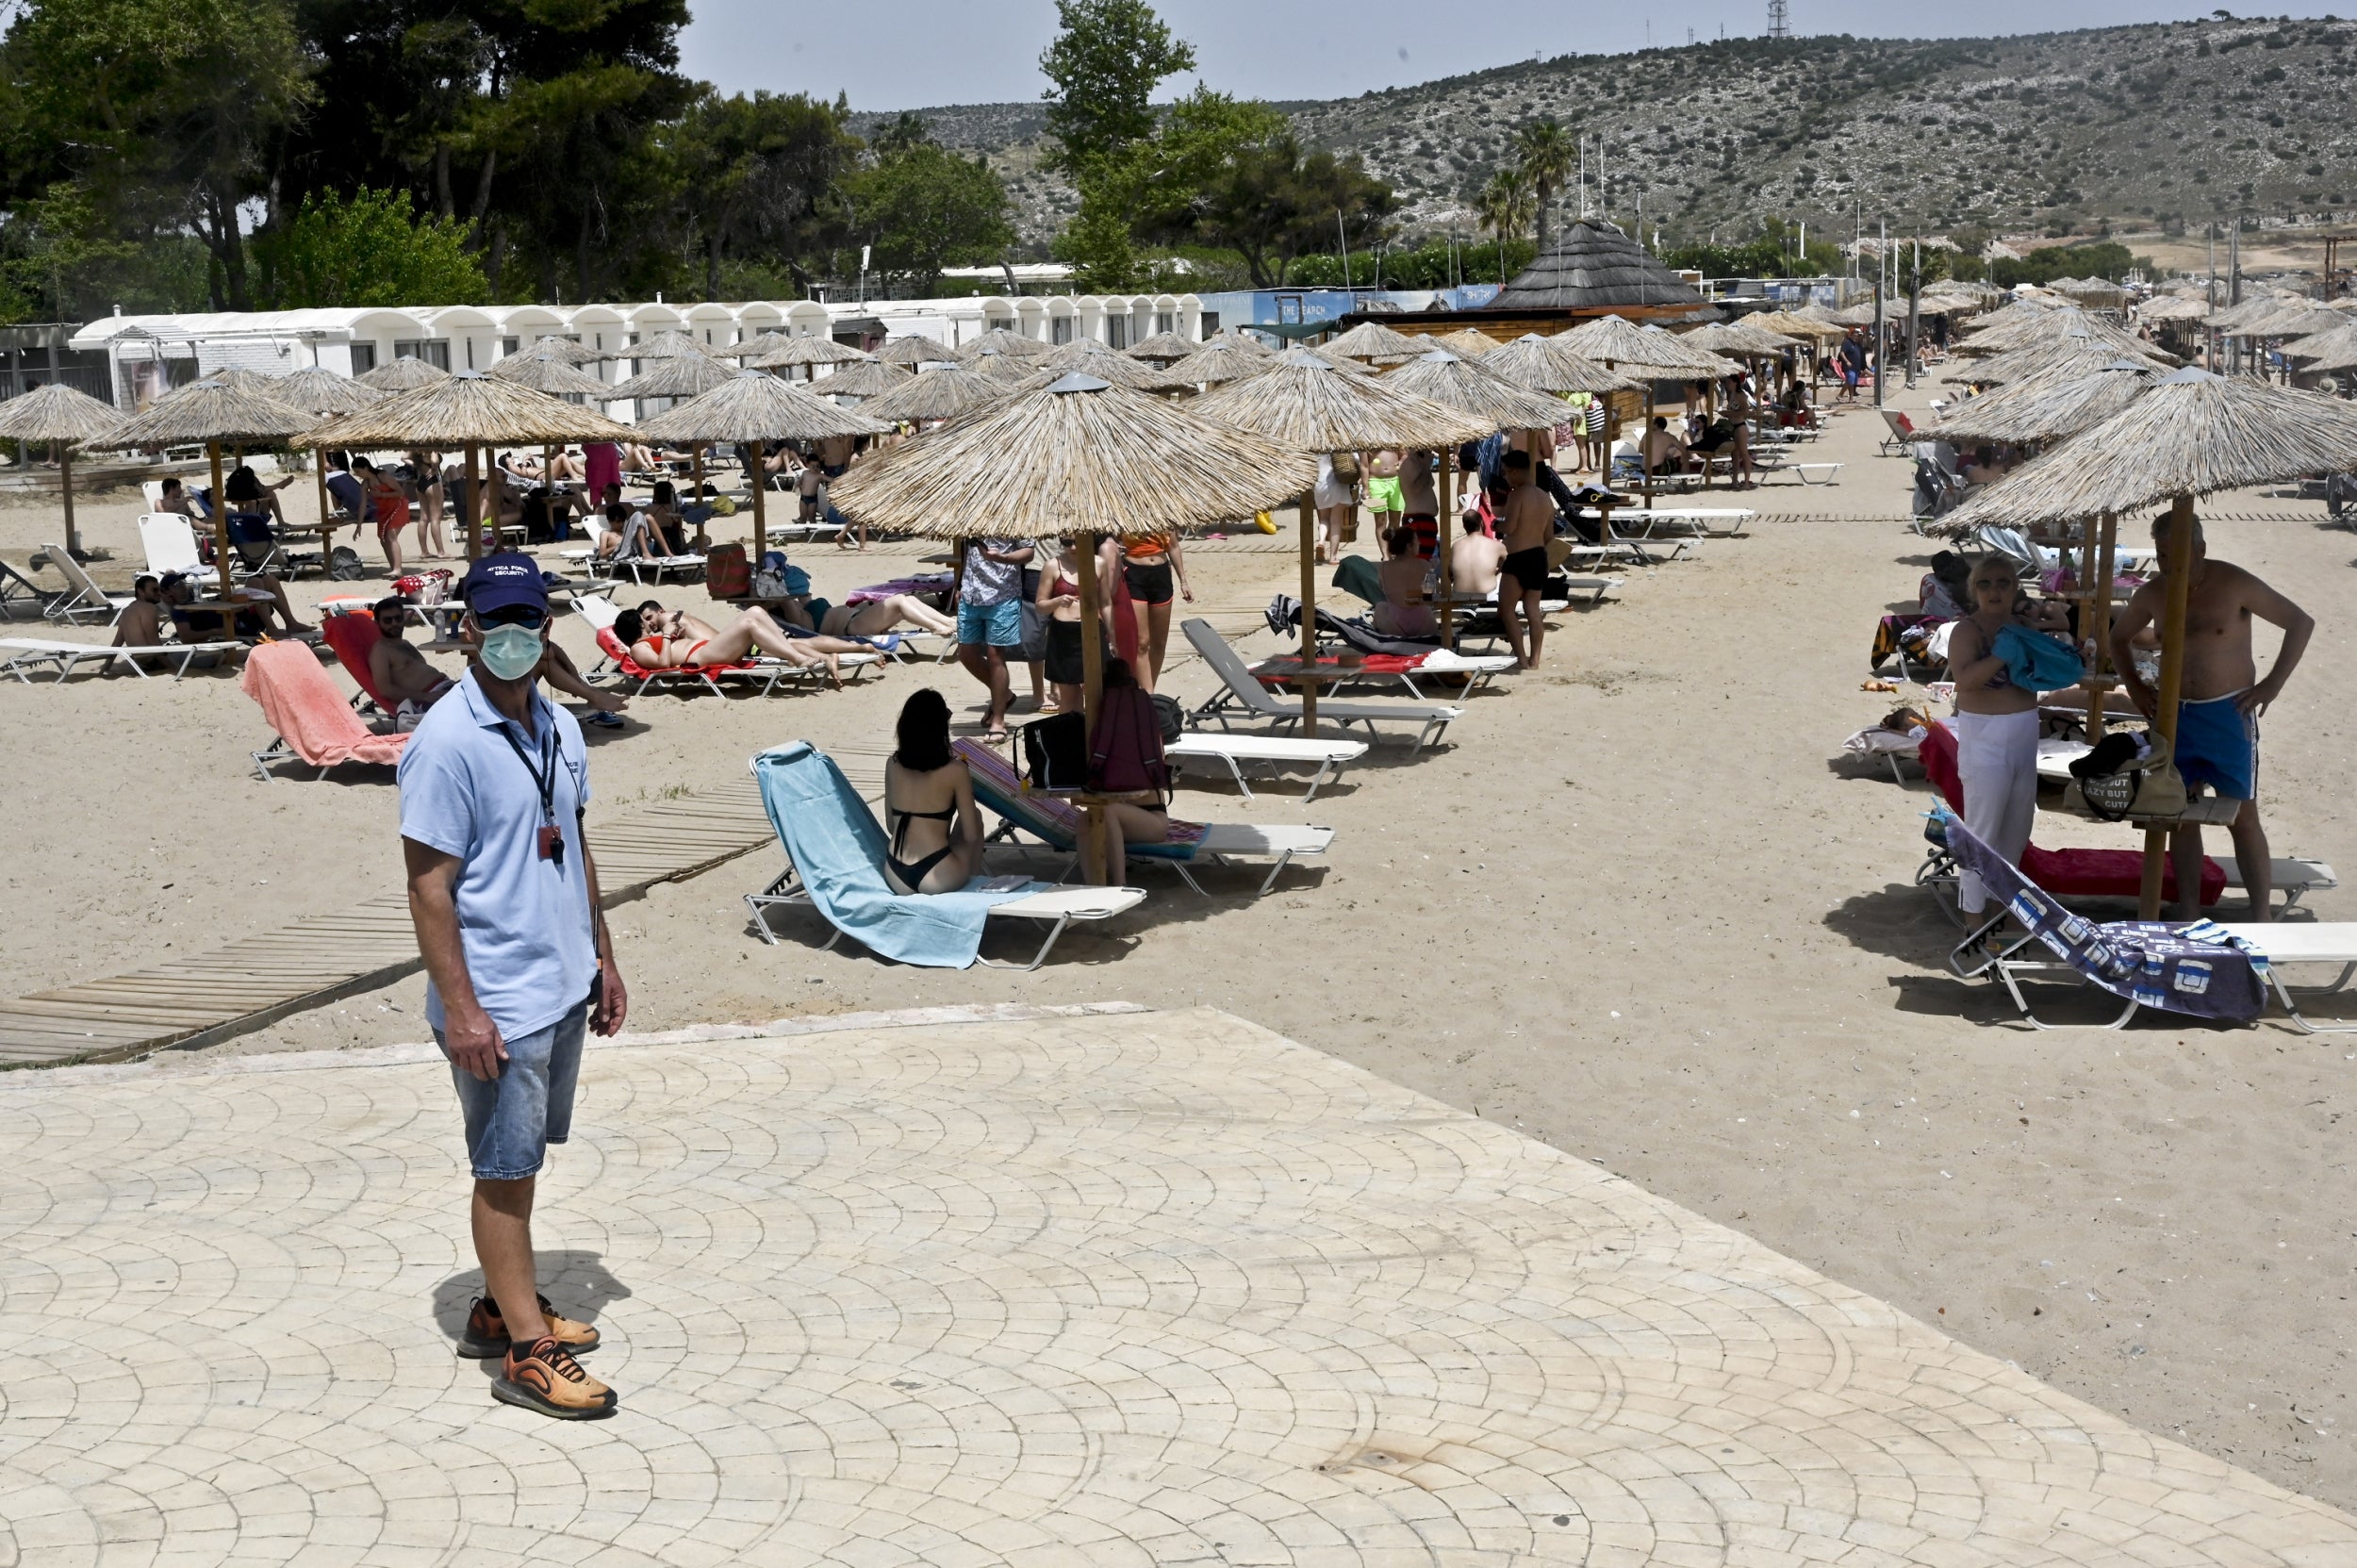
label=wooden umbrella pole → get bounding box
[1297,488,1319,736]
[1439,446,1456,648]
[691,441,705,533]
[750,440,766,560]
[1074,527,1108,883]
[60,449,77,560]
[2137,494,2199,919]
[2085,510,2116,740]
[206,441,232,597]
[464,443,483,561]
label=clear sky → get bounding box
[682,2,2351,110]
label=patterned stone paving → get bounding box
[3,1003,2352,1566]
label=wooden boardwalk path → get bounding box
[0,773,840,1070]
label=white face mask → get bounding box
[479,623,543,681]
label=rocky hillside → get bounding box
[875,16,2357,249]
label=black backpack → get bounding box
[1020,712,1089,790]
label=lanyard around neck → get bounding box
[495,703,558,828]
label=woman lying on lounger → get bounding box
[613,604,844,686]
[882,688,986,894]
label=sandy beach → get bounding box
[5,384,2354,1512]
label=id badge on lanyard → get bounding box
[500,712,566,868]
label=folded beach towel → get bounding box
[751,741,1049,967]
[239,639,407,768]
[845,571,954,605]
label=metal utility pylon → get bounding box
[1768,0,1789,39]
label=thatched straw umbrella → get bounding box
[96,379,312,595]
[1946,366,2357,914]
[606,352,743,510]
[1478,333,1641,396]
[956,327,1053,362]
[515,336,602,366]
[1195,348,1491,729]
[836,370,1315,868]
[876,334,959,368]
[1381,348,1580,644]
[743,334,867,378]
[1125,329,1200,362]
[810,358,915,399]
[1558,315,1739,508]
[1431,326,1506,357]
[486,351,613,398]
[356,355,451,392]
[1038,338,1177,389]
[298,371,635,561]
[1152,337,1275,389]
[0,382,129,559]
[1921,358,2158,445]
[857,363,1006,425]
[633,371,889,560]
[2287,322,2357,381]
[962,338,1040,382]
[271,368,385,541]
[602,328,711,362]
[1946,331,2172,388]
[1322,320,1429,364]
[1207,327,1276,357]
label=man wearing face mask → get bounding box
[399,553,628,1420]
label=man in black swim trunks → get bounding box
[1497,451,1552,670]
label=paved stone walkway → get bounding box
[3,1004,2351,1566]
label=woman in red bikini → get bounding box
[613,604,843,686]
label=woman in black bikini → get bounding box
[882,689,985,895]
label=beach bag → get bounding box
[1088,685,1171,802]
[1993,624,2085,692]
[1329,452,1360,483]
[2070,733,2188,822]
[394,569,451,606]
[327,545,366,581]
[750,550,793,600]
[704,541,750,599]
[1020,711,1089,790]
[1149,693,1184,745]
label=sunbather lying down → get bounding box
[615,603,856,687]
[773,588,953,641]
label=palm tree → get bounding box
[1474,169,1534,286]
[1511,120,1576,253]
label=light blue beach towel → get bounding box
[750,740,1049,967]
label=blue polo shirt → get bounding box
[397,669,595,1038]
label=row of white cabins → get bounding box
[67,292,1211,420]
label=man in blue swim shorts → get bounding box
[2111,510,2313,921]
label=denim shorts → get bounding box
[956,598,1023,647]
[440,1000,587,1180]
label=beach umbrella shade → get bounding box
[1431,326,1506,357]
[1476,334,1640,396]
[0,381,130,559]
[962,338,1048,382]
[1321,319,1430,363]
[837,370,1317,864]
[1150,338,1275,389]
[298,371,636,560]
[1125,329,1200,362]
[1207,327,1276,357]
[606,352,739,404]
[486,351,615,398]
[1037,338,1177,389]
[1920,358,2160,445]
[856,363,1008,425]
[1557,315,1740,507]
[95,378,313,595]
[601,328,713,361]
[809,358,915,399]
[1942,333,2168,388]
[1194,347,1492,731]
[1945,365,2357,913]
[356,355,452,392]
[510,336,602,366]
[742,334,869,376]
[2286,322,2357,377]
[271,368,385,539]
[633,371,890,559]
[955,327,1054,362]
[876,334,960,367]
[1682,321,1804,358]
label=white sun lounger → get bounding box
[1164,734,1367,801]
[1184,619,1461,749]
[1776,462,1846,485]
[1,558,55,614]
[41,546,134,625]
[0,636,243,683]
[1616,507,1755,538]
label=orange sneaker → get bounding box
[493,1336,617,1419]
[458,1294,602,1359]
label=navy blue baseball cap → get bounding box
[460,552,549,615]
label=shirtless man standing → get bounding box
[1363,448,1406,542]
[1496,450,1553,669]
[2109,511,2312,921]
[1398,449,1441,558]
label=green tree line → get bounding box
[0,0,1014,319]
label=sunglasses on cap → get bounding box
[475,605,548,629]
